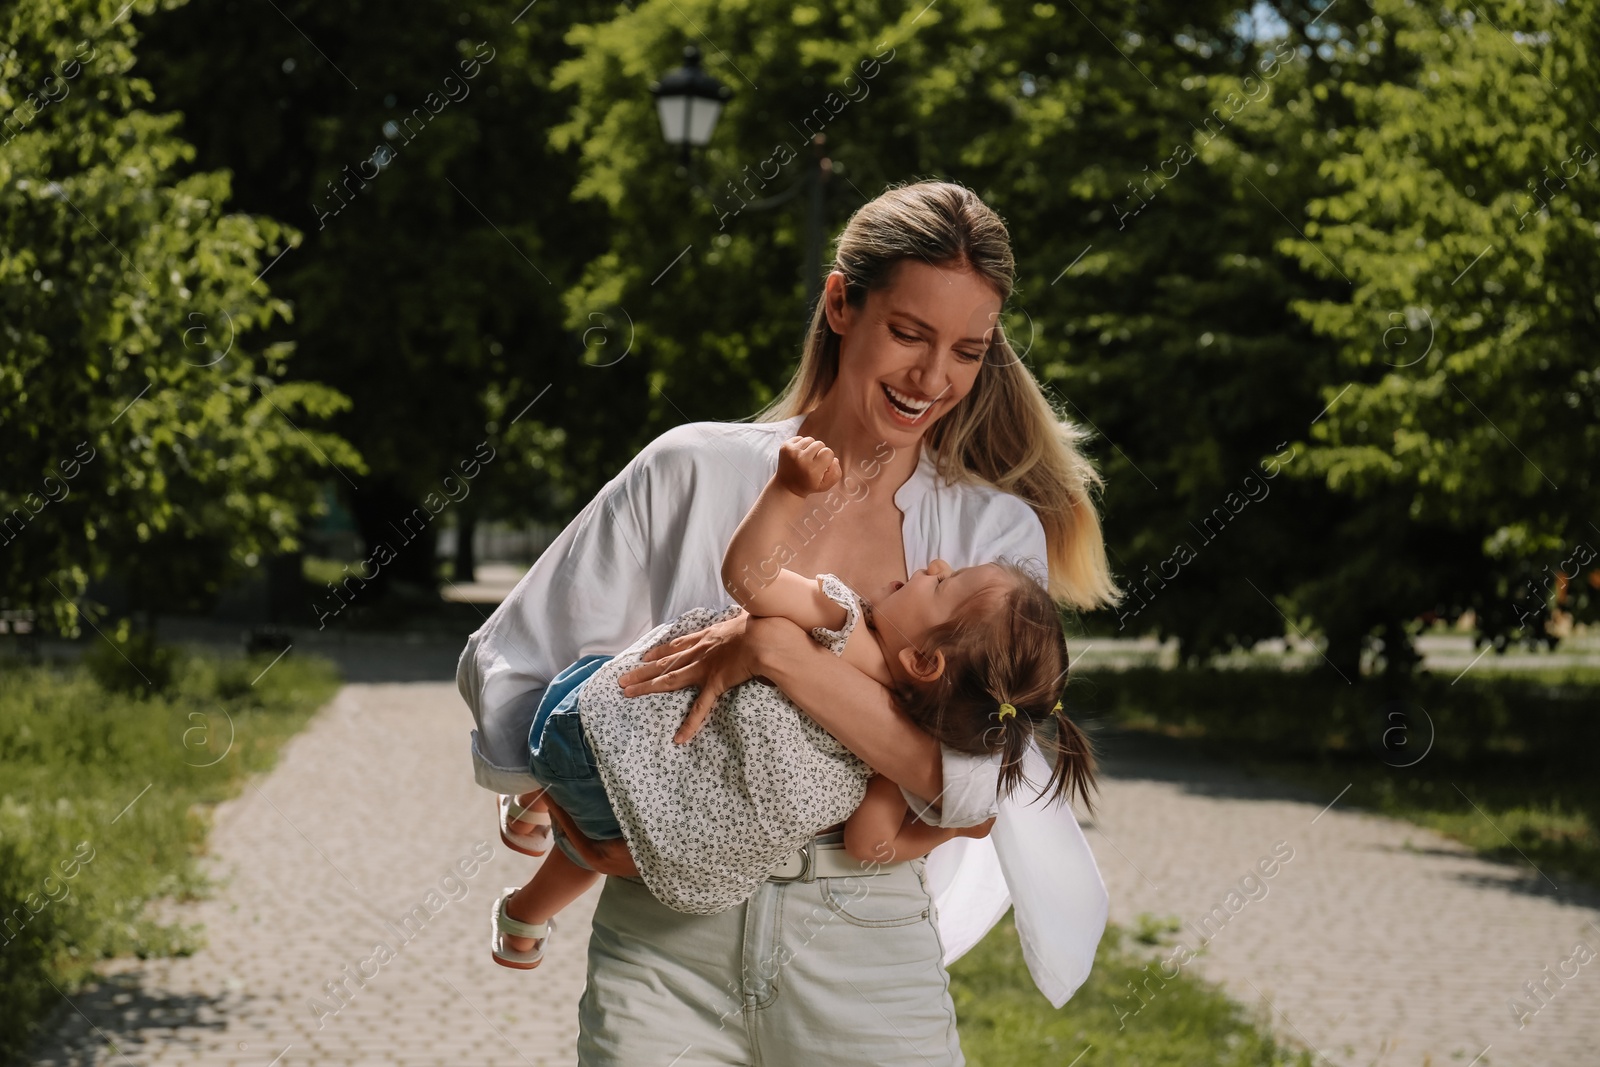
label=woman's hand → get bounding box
[618,611,794,743]
[540,795,640,877]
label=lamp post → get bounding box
[649,45,732,183]
[651,45,833,321]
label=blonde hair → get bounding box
[754,179,1122,613]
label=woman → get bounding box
[456,179,1121,1064]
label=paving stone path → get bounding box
[30,684,1600,1066]
[32,681,600,1067]
[1084,728,1600,1067]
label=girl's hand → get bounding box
[618,611,795,743]
[776,436,842,497]
[954,817,997,840]
[540,795,640,877]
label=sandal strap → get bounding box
[503,794,551,826]
[496,896,549,940]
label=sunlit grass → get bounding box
[951,916,1314,1066]
[0,647,341,1063]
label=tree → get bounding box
[0,0,360,635]
[547,0,1362,664]
[140,0,619,596]
[1279,0,1600,664]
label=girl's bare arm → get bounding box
[845,775,995,865]
[722,437,848,630]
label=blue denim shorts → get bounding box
[529,654,623,868]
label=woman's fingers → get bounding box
[619,645,699,688]
[640,631,693,663]
[673,698,713,745]
[674,672,730,744]
[623,664,698,698]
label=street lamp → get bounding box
[650,45,733,177]
[650,45,833,321]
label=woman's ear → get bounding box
[897,645,946,683]
[822,270,851,335]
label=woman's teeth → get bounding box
[883,384,933,417]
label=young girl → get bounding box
[490,436,1095,968]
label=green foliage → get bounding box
[81,620,179,695]
[951,916,1314,1065]
[1276,0,1600,651]
[14,0,1589,663]
[139,0,618,593]
[0,0,363,632]
[545,0,1597,672]
[0,647,340,1063]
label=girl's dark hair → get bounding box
[884,560,1097,814]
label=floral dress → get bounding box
[578,573,872,914]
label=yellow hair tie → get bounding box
[1052,700,1063,714]
[997,702,1017,721]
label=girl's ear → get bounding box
[897,645,945,683]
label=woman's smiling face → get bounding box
[823,258,1004,447]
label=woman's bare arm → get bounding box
[754,619,944,799]
[618,613,944,799]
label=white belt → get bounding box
[766,837,906,883]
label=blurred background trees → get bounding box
[3,0,1595,672]
[1,0,361,636]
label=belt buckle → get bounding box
[769,838,816,883]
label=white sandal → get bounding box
[491,887,555,970]
[499,793,552,857]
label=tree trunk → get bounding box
[346,480,441,599]
[1377,617,1423,676]
[454,512,477,584]
[1321,625,1365,684]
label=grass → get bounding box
[0,637,341,1064]
[951,915,1314,1066]
[1073,663,1600,888]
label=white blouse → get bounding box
[454,414,1108,1006]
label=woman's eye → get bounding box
[889,326,919,344]
[956,348,986,363]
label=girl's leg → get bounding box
[503,848,599,953]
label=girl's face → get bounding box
[823,259,1004,448]
[869,559,1011,683]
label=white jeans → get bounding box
[576,849,964,1066]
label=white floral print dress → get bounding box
[578,573,872,914]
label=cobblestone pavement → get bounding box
[1084,727,1600,1067]
[30,685,1600,1067]
[31,681,600,1067]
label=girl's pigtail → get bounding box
[1041,697,1098,816]
[993,699,1032,802]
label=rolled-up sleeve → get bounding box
[907,488,1050,827]
[456,451,659,795]
[900,746,1002,827]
